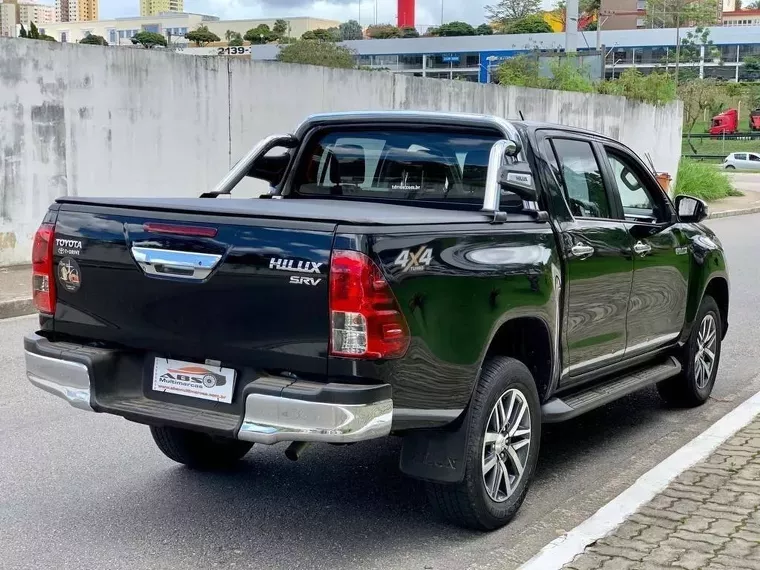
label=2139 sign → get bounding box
[217,46,251,55]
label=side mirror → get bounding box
[498,162,538,202]
[675,194,708,223]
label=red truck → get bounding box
[709,108,760,135]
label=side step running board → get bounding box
[541,357,682,423]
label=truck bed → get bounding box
[56,197,522,226]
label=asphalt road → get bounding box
[2,213,760,570]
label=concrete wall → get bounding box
[0,38,683,267]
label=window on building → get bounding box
[108,29,116,44]
[61,31,68,42]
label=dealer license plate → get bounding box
[152,358,236,404]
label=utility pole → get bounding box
[674,12,681,87]
[565,0,579,53]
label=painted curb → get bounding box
[0,298,35,320]
[519,386,760,570]
[709,205,760,219]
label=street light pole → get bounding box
[674,12,681,87]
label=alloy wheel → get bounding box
[481,388,532,503]
[695,313,718,390]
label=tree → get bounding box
[18,24,27,38]
[552,0,600,30]
[679,79,723,153]
[486,0,542,28]
[79,34,108,45]
[301,28,341,41]
[185,24,220,47]
[339,20,363,40]
[244,24,273,44]
[676,26,720,83]
[504,14,553,34]
[131,31,168,48]
[400,26,420,38]
[476,24,494,35]
[39,34,56,41]
[366,24,402,39]
[645,0,718,28]
[224,29,235,41]
[431,21,477,36]
[228,34,244,47]
[276,40,356,68]
[747,0,759,7]
[28,21,40,39]
[273,19,289,38]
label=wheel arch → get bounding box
[482,316,555,403]
[703,276,729,339]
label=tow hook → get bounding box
[285,441,310,461]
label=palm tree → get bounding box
[225,29,235,41]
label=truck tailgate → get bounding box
[51,204,335,376]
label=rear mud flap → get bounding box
[399,408,473,484]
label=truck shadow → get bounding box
[105,387,692,569]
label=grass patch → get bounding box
[682,136,760,160]
[675,159,743,201]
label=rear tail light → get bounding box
[32,223,56,314]
[329,250,410,359]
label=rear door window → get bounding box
[735,153,747,161]
[295,129,501,205]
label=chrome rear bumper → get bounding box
[24,333,392,444]
[25,349,93,411]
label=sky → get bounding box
[99,0,501,27]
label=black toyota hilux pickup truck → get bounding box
[25,111,729,530]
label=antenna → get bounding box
[518,110,525,121]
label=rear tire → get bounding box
[726,165,736,170]
[425,357,541,531]
[658,295,722,407]
[150,425,253,469]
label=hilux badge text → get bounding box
[269,257,323,274]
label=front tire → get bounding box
[425,357,541,531]
[725,164,736,170]
[150,425,253,469]
[658,295,722,407]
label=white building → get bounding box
[38,12,341,44]
[0,1,56,37]
[19,2,54,26]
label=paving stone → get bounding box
[696,506,746,522]
[670,499,706,515]
[720,537,755,557]
[733,492,760,509]
[562,552,610,570]
[638,507,686,523]
[648,494,678,511]
[672,529,729,546]
[672,549,714,570]
[695,473,731,491]
[680,515,714,533]
[712,555,760,570]
[709,488,738,505]
[675,471,705,486]
[637,525,672,544]
[663,486,711,501]
[594,535,651,553]
[629,512,681,530]
[733,528,760,543]
[640,544,685,565]
[613,521,646,540]
[588,545,649,562]
[660,537,721,554]
[706,517,741,537]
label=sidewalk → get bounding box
[0,265,33,319]
[709,191,760,219]
[562,416,760,570]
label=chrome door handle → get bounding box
[131,247,222,280]
[633,241,652,256]
[571,243,595,259]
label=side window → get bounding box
[551,139,612,219]
[750,154,760,162]
[605,152,659,222]
[735,153,747,161]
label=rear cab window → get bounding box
[291,128,507,208]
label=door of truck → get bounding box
[596,143,690,359]
[539,135,634,380]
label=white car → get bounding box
[723,152,760,169]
